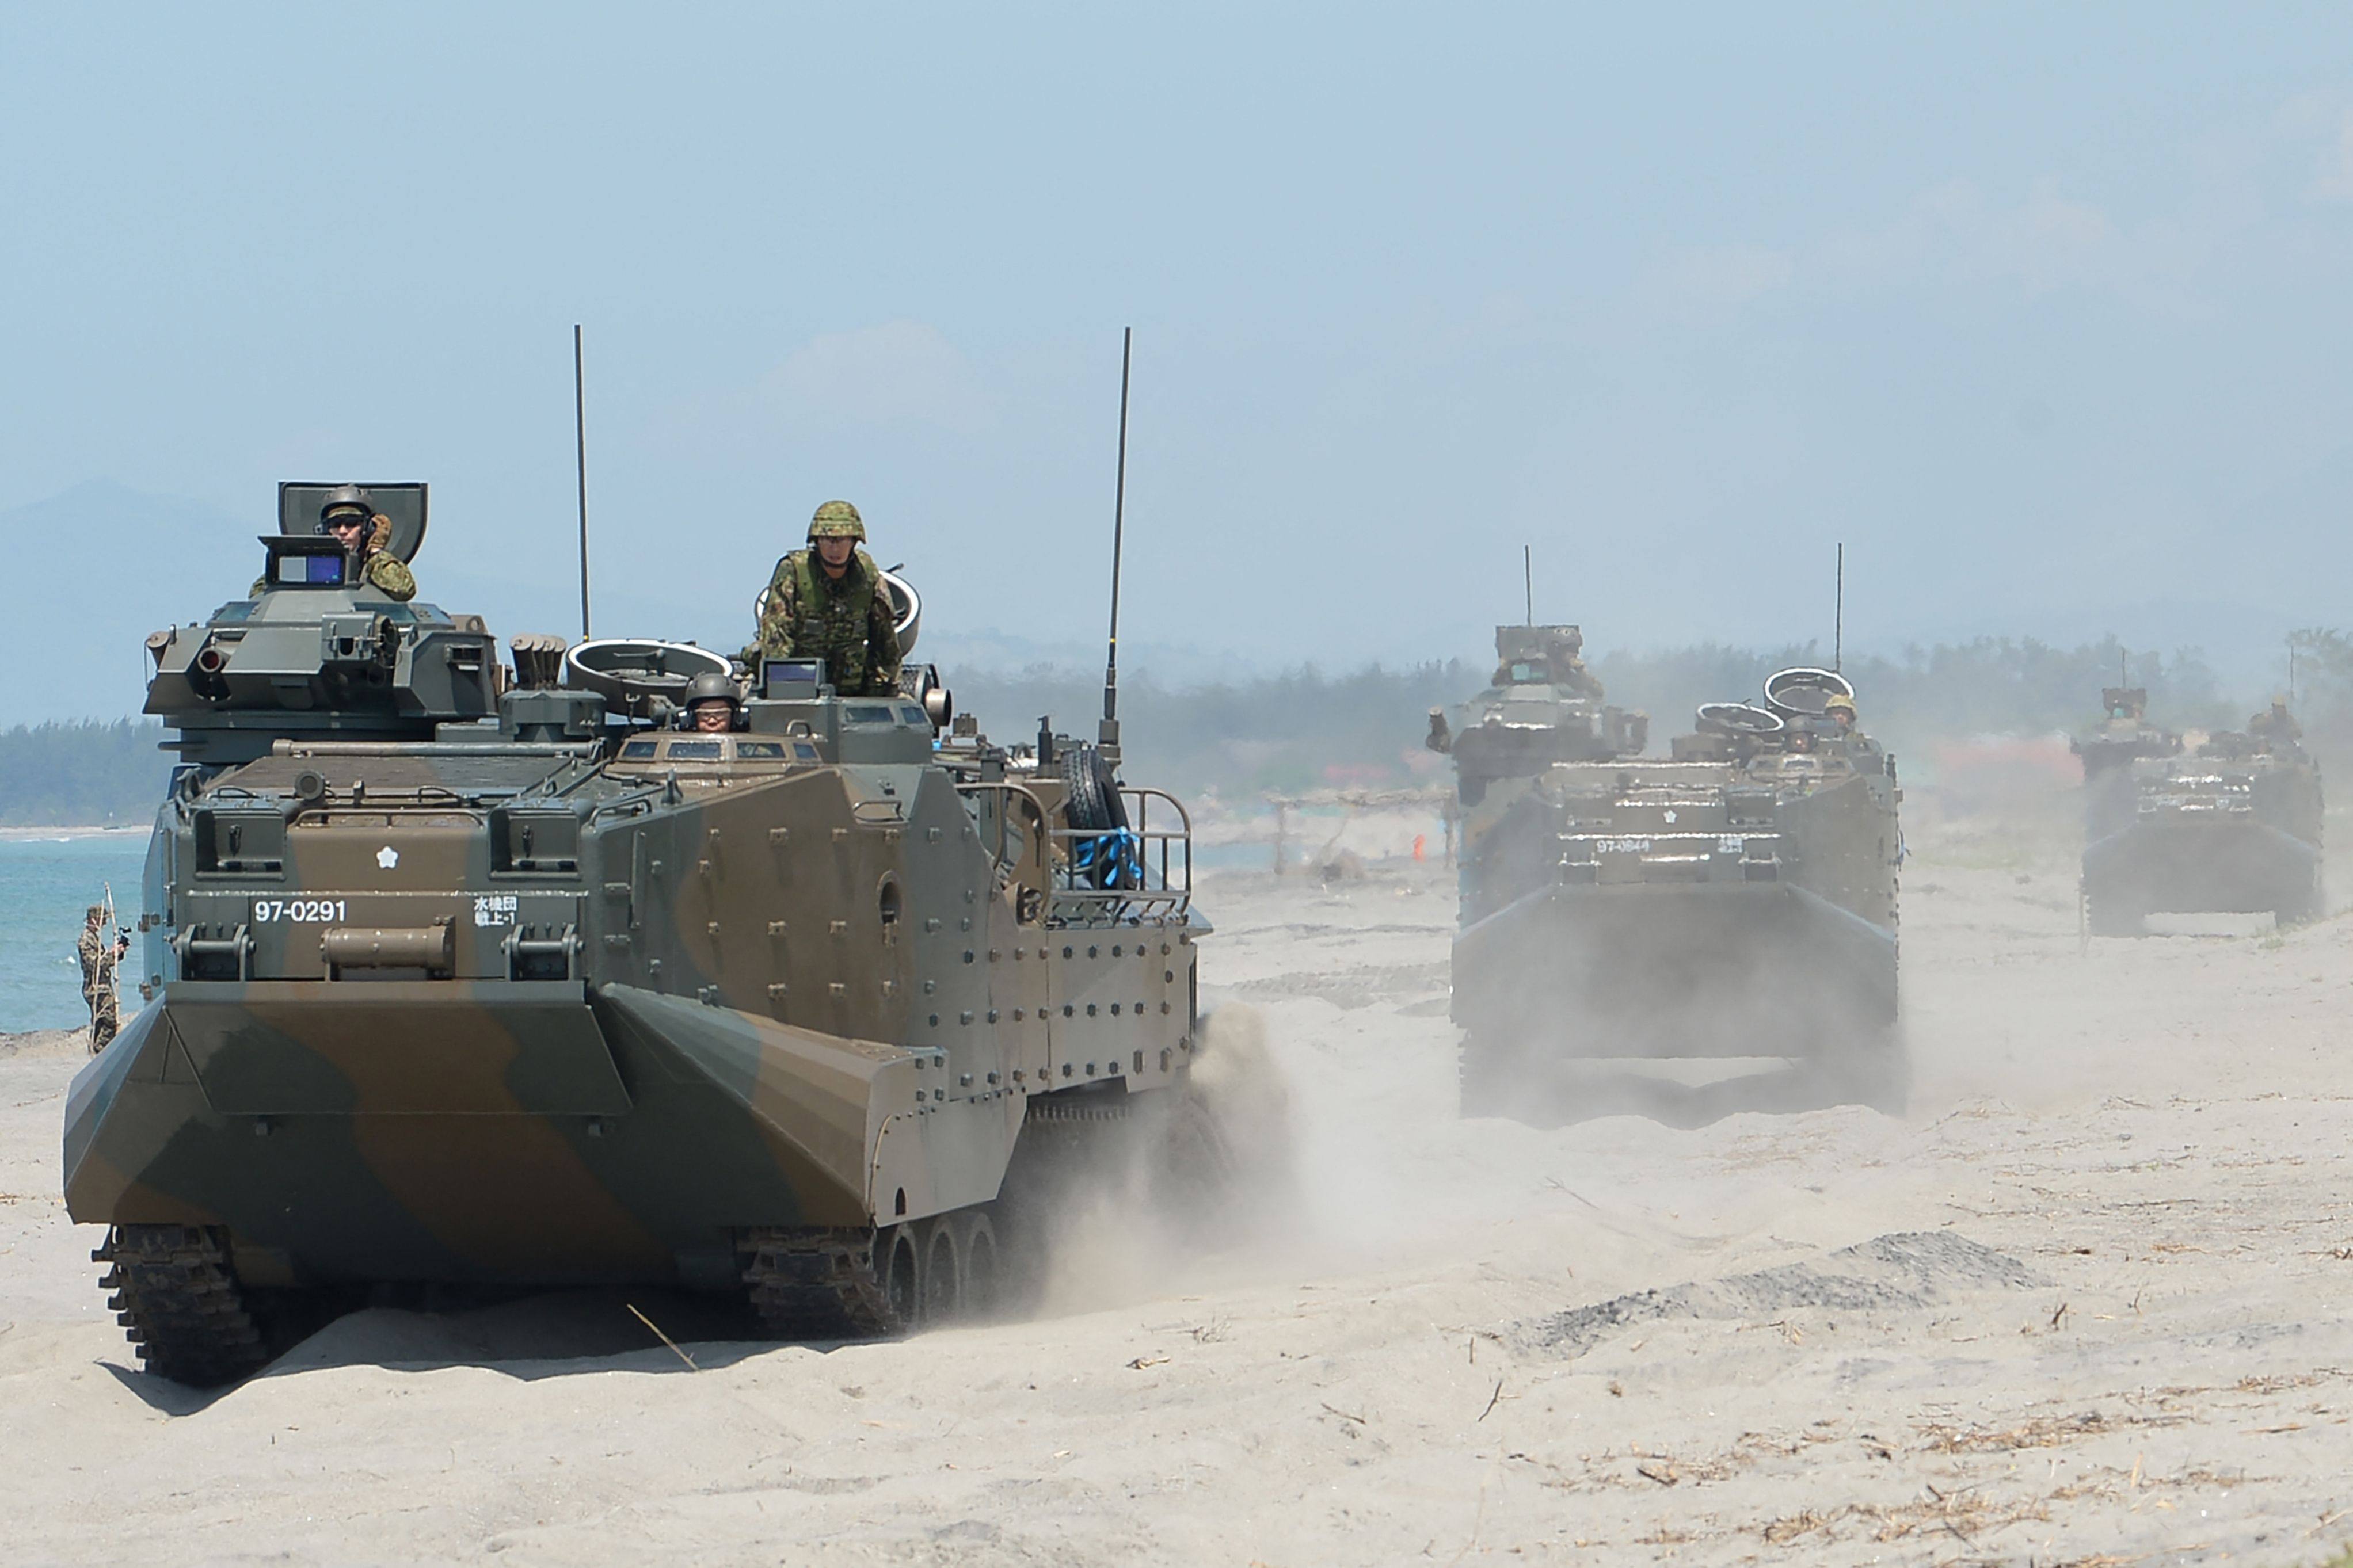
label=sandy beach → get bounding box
[2,827,2348,1566]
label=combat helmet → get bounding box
[1825,693,1857,716]
[808,500,866,541]
[684,672,741,709]
[317,484,373,528]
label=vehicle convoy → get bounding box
[65,483,1212,1386]
[1432,639,1902,1113]
[2078,695,2322,936]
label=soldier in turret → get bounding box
[683,672,743,733]
[744,501,903,696]
[77,905,127,1053]
[1826,692,1858,735]
[252,485,417,601]
[2249,694,2302,753]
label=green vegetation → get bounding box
[964,635,2237,800]
[1596,635,2236,756]
[0,634,2259,820]
[0,720,171,826]
[2288,627,2353,750]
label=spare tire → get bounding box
[1060,745,1134,888]
[1059,745,1128,833]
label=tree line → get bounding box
[0,634,2278,821]
[958,634,2247,798]
[0,720,172,826]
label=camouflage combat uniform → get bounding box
[250,514,416,601]
[2250,705,2303,751]
[748,548,903,696]
[78,914,124,1053]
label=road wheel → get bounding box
[879,1224,921,1332]
[920,1218,961,1325]
[954,1211,1000,1323]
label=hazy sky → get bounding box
[6,5,2353,699]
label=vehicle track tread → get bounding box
[738,1228,901,1339]
[94,1224,273,1388]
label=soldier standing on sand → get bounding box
[743,501,903,696]
[77,905,127,1054]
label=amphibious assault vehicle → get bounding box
[2070,686,2182,848]
[2080,699,2321,936]
[66,483,1210,1385]
[1435,647,1902,1114]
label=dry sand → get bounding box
[3,833,2350,1566]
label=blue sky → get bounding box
[5,4,2353,719]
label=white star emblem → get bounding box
[376,846,400,869]
[1662,809,1678,823]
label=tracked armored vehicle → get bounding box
[2070,686,2182,848]
[1439,655,1902,1115]
[2080,700,2322,936]
[1424,624,1650,874]
[66,483,1210,1386]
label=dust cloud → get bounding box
[7,777,2353,1561]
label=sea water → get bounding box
[0,833,150,1033]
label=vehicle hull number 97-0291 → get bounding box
[252,899,348,924]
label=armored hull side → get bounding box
[71,515,1214,1385]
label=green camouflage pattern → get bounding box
[807,499,866,540]
[748,548,903,696]
[68,495,1208,1376]
[78,919,125,1052]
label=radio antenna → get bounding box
[1523,544,1533,625]
[1099,327,1132,762]
[574,325,593,640]
[1833,541,1844,672]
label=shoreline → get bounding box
[0,825,146,841]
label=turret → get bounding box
[141,483,504,765]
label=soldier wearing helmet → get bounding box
[1825,692,1858,734]
[2248,693,2302,752]
[683,672,743,733]
[743,500,903,696]
[249,484,417,602]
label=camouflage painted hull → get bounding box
[64,979,1015,1290]
[2082,819,2321,922]
[1449,880,1897,1061]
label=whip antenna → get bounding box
[574,325,593,640]
[1524,544,1533,625]
[1833,541,1844,672]
[1099,327,1132,762]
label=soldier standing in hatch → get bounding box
[251,485,417,601]
[744,501,903,696]
[2249,695,2302,752]
[683,672,743,733]
[77,905,128,1054]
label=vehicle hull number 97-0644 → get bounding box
[251,899,348,923]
